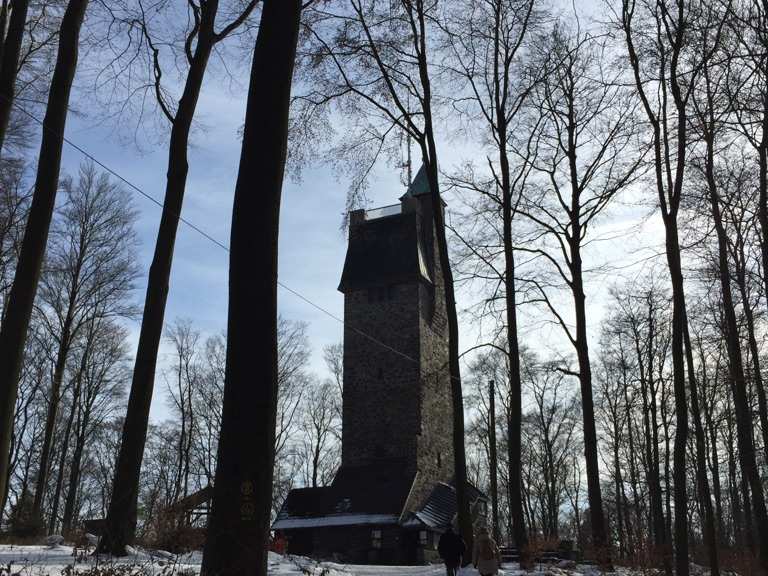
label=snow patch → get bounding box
[272,514,400,530]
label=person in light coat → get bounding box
[472,526,502,576]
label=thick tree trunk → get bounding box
[0,0,30,155]
[0,0,88,514]
[97,16,217,555]
[200,1,300,574]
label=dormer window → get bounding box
[335,498,352,513]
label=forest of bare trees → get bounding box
[0,0,767,575]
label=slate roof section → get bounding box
[338,211,432,292]
[332,459,416,516]
[410,481,488,530]
[272,460,416,530]
[277,486,336,519]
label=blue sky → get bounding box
[48,0,662,422]
[60,69,409,419]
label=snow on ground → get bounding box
[0,544,619,576]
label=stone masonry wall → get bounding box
[411,204,454,511]
[342,283,422,468]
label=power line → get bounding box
[6,97,444,373]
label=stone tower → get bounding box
[337,166,454,509]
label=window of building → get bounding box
[372,529,383,549]
[437,451,442,469]
[419,530,428,546]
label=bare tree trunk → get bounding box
[622,382,640,557]
[571,238,610,565]
[667,232,690,576]
[489,379,500,543]
[34,310,78,525]
[703,128,768,569]
[34,347,67,522]
[723,389,743,548]
[200,1,300,573]
[500,112,529,559]
[0,0,30,155]
[682,321,719,576]
[48,338,90,534]
[698,346,725,545]
[415,11,473,551]
[740,465,755,553]
[613,426,627,559]
[0,0,88,514]
[733,260,768,466]
[661,379,673,551]
[98,9,218,554]
[47,372,80,534]
[757,57,768,347]
[636,300,669,569]
[61,399,89,535]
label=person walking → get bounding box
[438,525,466,576]
[473,526,502,576]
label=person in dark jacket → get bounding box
[438,525,466,576]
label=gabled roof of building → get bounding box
[273,460,416,530]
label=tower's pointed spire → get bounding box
[401,163,431,199]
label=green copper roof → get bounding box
[404,164,431,197]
